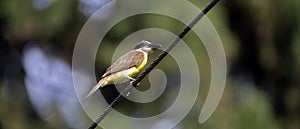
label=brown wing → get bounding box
[101,50,145,78]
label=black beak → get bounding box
[134,40,162,50]
[149,43,162,49]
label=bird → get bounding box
[85,40,162,99]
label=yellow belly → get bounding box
[105,67,140,85]
[136,51,148,71]
[102,51,148,86]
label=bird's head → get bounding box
[134,40,162,53]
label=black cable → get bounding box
[88,0,220,128]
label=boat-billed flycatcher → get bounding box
[85,40,162,99]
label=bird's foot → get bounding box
[129,79,140,86]
[128,77,139,86]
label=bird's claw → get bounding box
[130,80,140,86]
[136,82,140,86]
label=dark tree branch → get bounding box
[88,0,220,128]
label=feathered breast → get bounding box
[101,50,147,78]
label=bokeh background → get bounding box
[0,0,300,129]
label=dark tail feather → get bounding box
[85,78,107,99]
